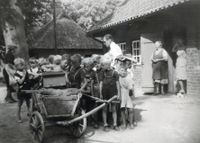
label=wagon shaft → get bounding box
[56,96,117,126]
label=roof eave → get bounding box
[87,0,190,35]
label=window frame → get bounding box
[118,42,126,53]
[131,40,141,65]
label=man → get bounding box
[103,34,123,67]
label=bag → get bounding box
[9,75,17,86]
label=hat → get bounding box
[115,54,137,63]
[124,54,137,63]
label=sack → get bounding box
[9,75,17,86]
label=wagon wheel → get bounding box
[29,111,45,143]
[70,109,87,137]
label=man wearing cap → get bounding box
[103,34,123,68]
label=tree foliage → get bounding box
[0,0,20,28]
[17,0,52,35]
[0,0,52,35]
[62,0,127,30]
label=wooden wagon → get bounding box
[22,71,116,143]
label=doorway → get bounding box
[162,26,187,93]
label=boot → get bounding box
[154,83,159,95]
[161,84,165,95]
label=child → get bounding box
[14,58,32,123]
[118,67,135,129]
[81,57,99,128]
[38,57,49,73]
[99,56,120,131]
[52,55,62,72]
[68,54,84,89]
[28,57,41,89]
[81,57,95,94]
[176,50,187,97]
[28,57,40,76]
[61,54,71,72]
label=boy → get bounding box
[81,57,99,128]
[14,58,32,123]
[99,56,120,131]
[68,54,84,89]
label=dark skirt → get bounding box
[152,61,168,80]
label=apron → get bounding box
[152,49,168,82]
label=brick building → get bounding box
[88,0,200,96]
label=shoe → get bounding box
[93,123,99,129]
[113,125,120,131]
[120,124,126,130]
[18,120,22,123]
[129,124,134,129]
[103,125,109,132]
[177,93,182,98]
[133,122,137,126]
[6,99,15,103]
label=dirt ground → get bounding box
[0,94,200,143]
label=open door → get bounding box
[140,34,158,93]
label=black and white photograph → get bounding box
[0,0,200,143]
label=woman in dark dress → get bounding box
[151,41,169,95]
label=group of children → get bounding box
[10,53,137,131]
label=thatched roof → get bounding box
[88,0,191,33]
[31,17,102,50]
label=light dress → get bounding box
[119,73,134,109]
[176,50,187,80]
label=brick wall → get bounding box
[186,48,200,96]
[185,20,200,96]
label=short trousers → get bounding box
[102,86,117,100]
[17,92,31,103]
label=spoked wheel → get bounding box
[70,109,87,137]
[29,111,45,143]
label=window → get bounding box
[118,42,126,53]
[132,40,141,64]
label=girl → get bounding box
[176,50,187,97]
[119,67,135,129]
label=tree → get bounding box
[0,0,52,60]
[62,0,127,30]
[0,0,29,60]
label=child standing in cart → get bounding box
[99,56,120,131]
[14,58,32,123]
